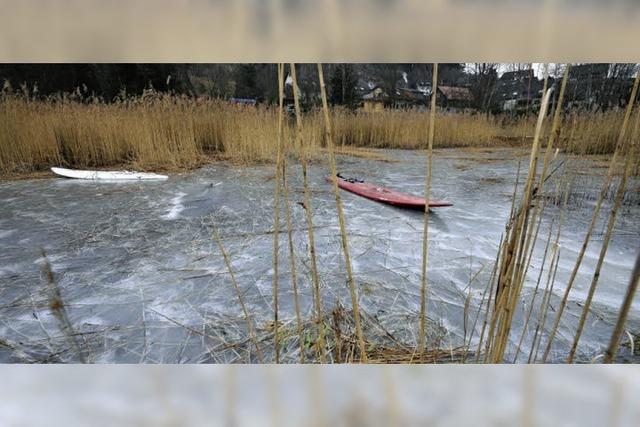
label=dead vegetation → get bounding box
[0,88,635,177]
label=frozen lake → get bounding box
[0,148,638,363]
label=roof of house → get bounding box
[438,86,473,101]
[362,86,387,100]
[395,88,428,101]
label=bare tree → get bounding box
[469,63,499,113]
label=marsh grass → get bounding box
[1,90,633,177]
[0,93,290,175]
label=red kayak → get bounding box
[328,175,453,210]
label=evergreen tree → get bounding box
[234,64,258,99]
[254,64,279,104]
[329,64,357,107]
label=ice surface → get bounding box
[0,148,638,363]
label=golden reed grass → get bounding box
[0,93,295,174]
[418,63,438,355]
[271,63,286,363]
[1,91,632,176]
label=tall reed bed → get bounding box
[330,108,499,149]
[561,109,627,155]
[1,91,632,176]
[0,93,288,174]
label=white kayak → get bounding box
[51,167,168,181]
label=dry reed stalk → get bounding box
[509,159,523,223]
[527,178,571,362]
[517,64,568,258]
[475,233,503,363]
[512,212,554,362]
[603,250,640,363]
[542,74,639,363]
[268,72,306,363]
[272,63,285,363]
[510,66,570,362]
[460,263,490,363]
[520,201,549,291]
[519,64,568,230]
[565,114,578,153]
[490,88,553,362]
[494,158,522,307]
[500,196,553,363]
[567,102,640,363]
[281,150,305,363]
[486,235,515,361]
[488,94,542,362]
[506,96,562,346]
[41,249,86,363]
[418,63,438,354]
[530,248,561,363]
[460,262,487,361]
[546,65,570,151]
[213,227,264,363]
[317,63,367,362]
[462,280,472,356]
[290,63,327,363]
